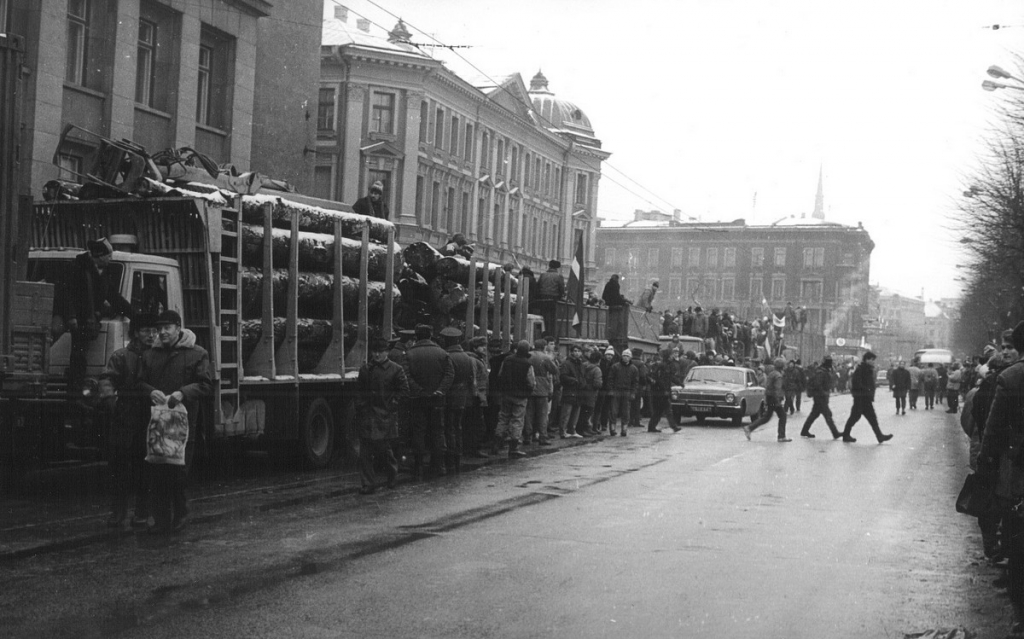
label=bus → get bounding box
[913,348,953,366]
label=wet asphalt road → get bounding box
[0,394,1013,638]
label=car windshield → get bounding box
[685,368,744,386]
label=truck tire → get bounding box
[300,398,335,469]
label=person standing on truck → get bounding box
[138,310,212,534]
[404,324,454,479]
[57,237,132,386]
[637,281,659,313]
[440,327,475,475]
[355,338,409,495]
[98,312,158,529]
[352,181,390,220]
[535,260,565,343]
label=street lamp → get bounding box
[982,65,1024,91]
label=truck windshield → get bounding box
[26,258,124,321]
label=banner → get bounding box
[567,229,585,330]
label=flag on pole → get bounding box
[567,229,585,330]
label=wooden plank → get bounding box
[383,226,395,340]
[275,211,300,376]
[344,223,370,369]
[516,276,529,343]
[479,248,490,338]
[313,219,347,374]
[503,270,513,351]
[465,257,476,335]
[245,203,276,377]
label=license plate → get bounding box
[691,406,712,413]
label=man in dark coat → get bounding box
[799,356,842,439]
[606,349,639,437]
[745,358,790,442]
[535,260,565,341]
[99,313,158,528]
[630,347,651,430]
[841,351,893,444]
[138,310,212,534]
[494,340,536,458]
[356,338,409,494]
[557,344,586,437]
[648,349,682,432]
[404,324,454,479]
[441,327,476,474]
[890,360,912,415]
[352,180,390,220]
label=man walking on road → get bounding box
[841,351,893,444]
[799,356,842,439]
[494,340,536,458]
[891,360,912,415]
[744,357,790,442]
[356,338,409,494]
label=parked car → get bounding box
[876,368,890,385]
[671,365,765,426]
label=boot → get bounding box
[508,440,527,458]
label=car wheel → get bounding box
[750,401,766,423]
[695,415,706,425]
[732,401,746,427]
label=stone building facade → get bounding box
[7,0,321,197]
[317,8,609,271]
[595,213,874,340]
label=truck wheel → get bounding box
[732,402,746,426]
[300,398,335,469]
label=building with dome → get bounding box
[594,172,875,347]
[317,7,609,271]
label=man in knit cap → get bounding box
[744,357,791,442]
[353,180,390,220]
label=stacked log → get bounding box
[240,224,399,279]
[240,194,394,244]
[240,268,399,321]
[434,255,518,293]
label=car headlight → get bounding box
[725,392,736,404]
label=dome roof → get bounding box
[528,71,595,138]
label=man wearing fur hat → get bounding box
[607,349,639,437]
[353,180,390,220]
[744,357,791,442]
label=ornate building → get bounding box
[595,212,874,342]
[317,8,609,271]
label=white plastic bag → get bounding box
[145,403,189,465]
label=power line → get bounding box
[328,0,683,215]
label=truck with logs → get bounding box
[2,186,546,480]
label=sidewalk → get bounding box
[0,429,620,561]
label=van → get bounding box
[658,335,706,356]
[913,348,953,366]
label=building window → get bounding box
[724,247,736,268]
[196,28,234,130]
[555,168,562,197]
[803,247,824,267]
[703,277,716,300]
[648,248,659,267]
[446,187,455,231]
[771,277,785,300]
[801,280,823,302]
[707,247,718,268]
[196,44,212,124]
[66,0,89,86]
[524,152,531,188]
[688,247,700,267]
[686,278,699,298]
[372,92,396,134]
[461,192,470,236]
[671,248,683,267]
[415,176,424,224]
[57,153,83,183]
[313,153,334,200]
[774,247,787,267]
[317,88,336,132]
[751,247,764,268]
[544,162,551,195]
[449,116,459,156]
[575,172,588,206]
[605,247,617,266]
[722,277,735,300]
[464,123,473,160]
[430,181,440,229]
[496,139,505,176]
[419,101,429,143]
[135,19,156,105]
[480,133,490,172]
[535,158,541,191]
[433,107,444,148]
[750,277,763,301]
[670,277,682,297]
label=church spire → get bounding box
[812,164,825,220]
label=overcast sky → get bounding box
[324,0,1024,301]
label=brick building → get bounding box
[594,212,874,341]
[316,7,609,271]
[7,0,322,198]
